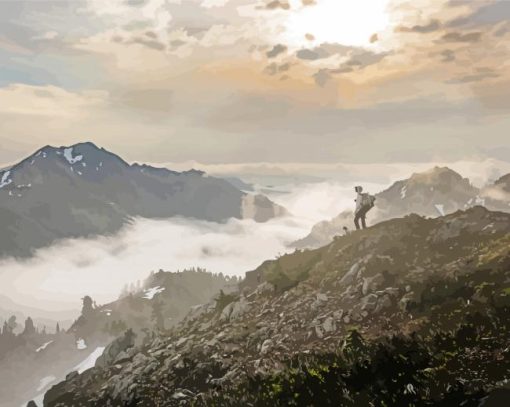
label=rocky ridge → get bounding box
[293,166,509,249]
[44,207,510,406]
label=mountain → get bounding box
[0,142,286,258]
[43,207,510,406]
[480,172,510,212]
[293,166,490,249]
[374,166,480,220]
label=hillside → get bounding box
[1,269,234,407]
[43,207,510,406]
[0,142,286,258]
[70,269,238,343]
[293,167,507,249]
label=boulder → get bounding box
[322,317,336,333]
[260,339,273,355]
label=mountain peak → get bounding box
[409,166,464,184]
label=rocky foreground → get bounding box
[44,206,510,406]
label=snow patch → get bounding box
[63,148,83,165]
[76,338,87,350]
[72,346,106,373]
[37,375,56,392]
[474,196,486,206]
[434,204,445,217]
[0,170,12,189]
[143,286,165,300]
[35,340,53,353]
[400,185,407,199]
[482,223,494,231]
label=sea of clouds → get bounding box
[0,180,384,313]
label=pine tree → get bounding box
[22,317,36,335]
[81,296,94,318]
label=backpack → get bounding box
[361,193,376,209]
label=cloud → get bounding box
[446,67,499,84]
[296,47,328,60]
[130,35,166,50]
[0,84,107,117]
[265,1,290,10]
[396,19,441,33]
[448,1,510,27]
[441,31,482,42]
[266,43,287,58]
[264,62,291,76]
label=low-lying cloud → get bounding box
[0,181,374,313]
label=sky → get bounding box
[0,0,509,166]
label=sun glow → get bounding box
[283,0,391,48]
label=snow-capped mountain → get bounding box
[374,166,481,221]
[0,142,286,257]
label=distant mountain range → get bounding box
[0,142,286,258]
[293,166,510,249]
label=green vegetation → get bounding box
[198,301,510,406]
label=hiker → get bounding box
[354,186,376,230]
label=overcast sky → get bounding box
[0,0,509,166]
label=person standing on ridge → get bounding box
[354,186,376,230]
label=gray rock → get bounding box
[340,262,362,285]
[322,317,336,333]
[260,339,273,355]
[375,294,392,313]
[360,294,379,312]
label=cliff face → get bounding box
[44,207,510,406]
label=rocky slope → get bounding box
[293,167,506,249]
[43,207,510,406]
[0,142,286,257]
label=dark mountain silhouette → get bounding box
[0,142,286,258]
[43,207,510,406]
[293,166,507,249]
